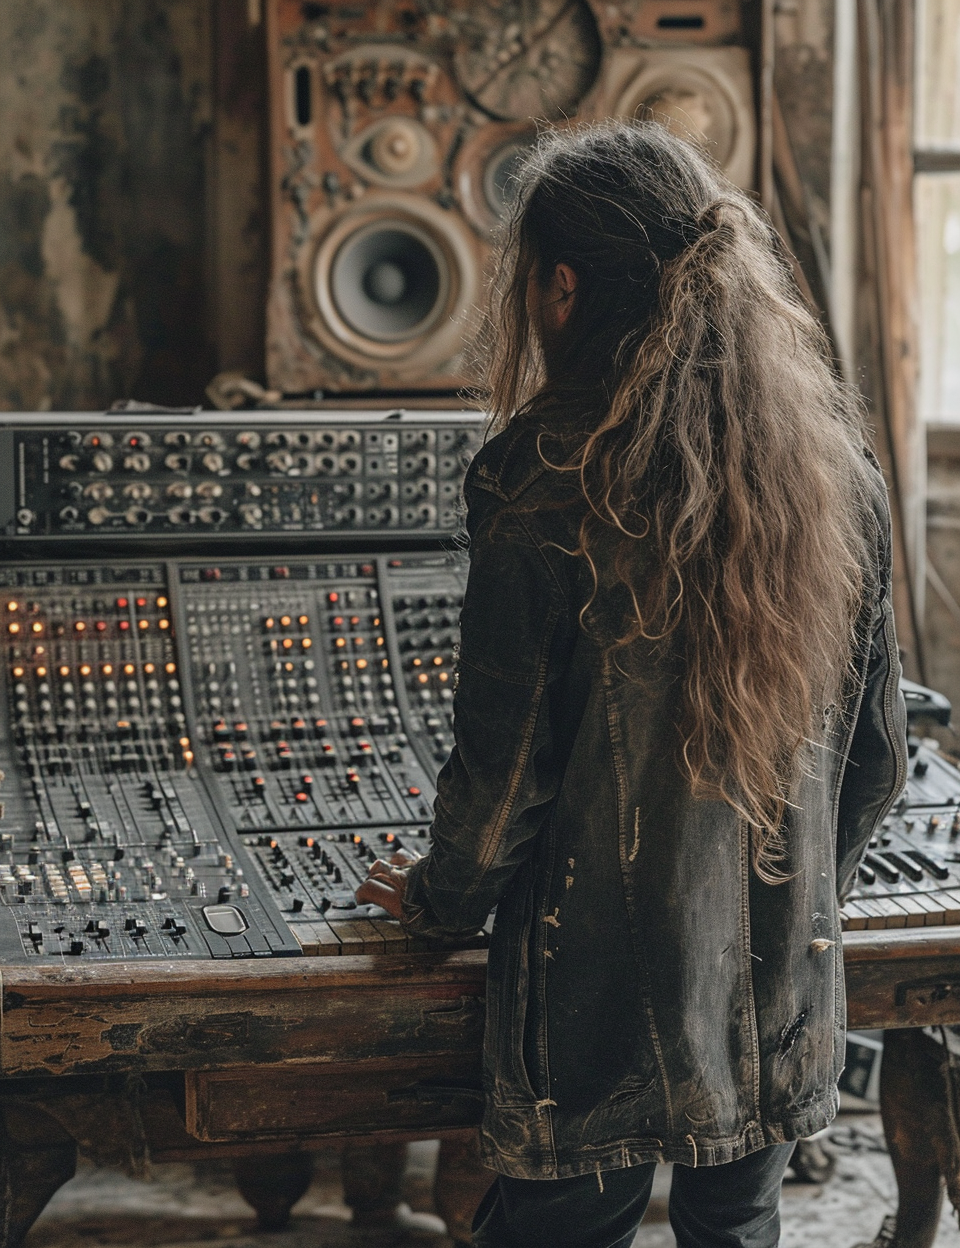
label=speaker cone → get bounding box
[329,222,448,343]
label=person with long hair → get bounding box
[357,121,907,1248]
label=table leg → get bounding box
[0,1102,77,1248]
[878,1028,954,1248]
[434,1130,491,1247]
[232,1151,314,1231]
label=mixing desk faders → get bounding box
[0,410,958,959]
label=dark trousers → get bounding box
[472,1143,795,1248]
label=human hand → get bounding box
[355,859,410,919]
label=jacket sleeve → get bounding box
[834,519,908,902]
[401,483,575,939]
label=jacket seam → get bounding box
[739,818,763,1121]
[458,606,562,908]
[602,652,675,1136]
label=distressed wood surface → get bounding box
[186,1055,482,1141]
[2,933,959,1080]
[0,953,487,1078]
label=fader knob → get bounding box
[88,506,110,525]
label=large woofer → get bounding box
[306,196,480,373]
[328,221,448,343]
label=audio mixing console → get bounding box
[0,411,956,960]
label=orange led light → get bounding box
[11,666,23,677]
[157,596,168,608]
[7,623,19,635]
[301,638,312,649]
[74,621,85,632]
[59,666,69,677]
[123,663,135,675]
[158,619,170,630]
[165,662,176,673]
[280,615,291,627]
[335,637,346,648]
[138,620,149,630]
[298,615,309,626]
[418,673,429,684]
[282,638,293,649]
[284,661,294,672]
[376,636,385,647]
[433,656,443,665]
[98,664,109,676]
[5,602,17,612]
[30,622,42,634]
[36,666,46,677]
[439,672,449,683]
[144,663,155,674]
[179,736,191,747]
[264,617,275,630]
[183,750,194,766]
[412,658,422,667]
[381,658,389,668]
[33,646,44,655]
[373,617,381,627]
[356,658,367,670]
[353,636,364,647]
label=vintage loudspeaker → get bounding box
[266,0,753,396]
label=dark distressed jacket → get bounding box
[402,416,907,1179]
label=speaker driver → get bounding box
[329,222,448,343]
[304,195,481,376]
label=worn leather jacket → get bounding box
[402,413,907,1179]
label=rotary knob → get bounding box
[123,452,151,473]
[59,454,80,472]
[369,119,422,175]
[91,450,114,473]
[87,506,110,525]
[201,451,225,473]
[239,504,263,525]
[266,450,295,473]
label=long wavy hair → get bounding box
[480,122,880,881]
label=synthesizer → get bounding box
[0,412,476,962]
[0,412,957,961]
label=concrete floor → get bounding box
[25,1115,959,1248]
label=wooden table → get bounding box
[0,930,957,1246]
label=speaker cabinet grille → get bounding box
[267,0,753,395]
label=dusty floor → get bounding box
[26,1115,959,1248]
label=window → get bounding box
[916,0,960,421]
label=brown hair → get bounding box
[480,122,879,881]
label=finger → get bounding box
[356,876,405,918]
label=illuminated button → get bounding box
[59,666,70,677]
[124,664,135,675]
[158,619,170,630]
[280,615,291,628]
[295,791,309,803]
[7,623,19,635]
[74,621,85,632]
[136,597,147,607]
[298,615,309,626]
[157,596,168,608]
[30,622,42,634]
[332,616,343,627]
[301,774,314,788]
[95,621,107,632]
[301,638,312,649]
[116,597,128,609]
[334,637,346,649]
[165,663,176,674]
[253,775,266,792]
[6,602,17,612]
[11,666,23,677]
[138,620,149,630]
[407,786,421,797]
[119,621,130,631]
[144,663,155,674]
[328,592,339,604]
[264,617,275,631]
[281,638,293,650]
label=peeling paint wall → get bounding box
[0,0,218,410]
